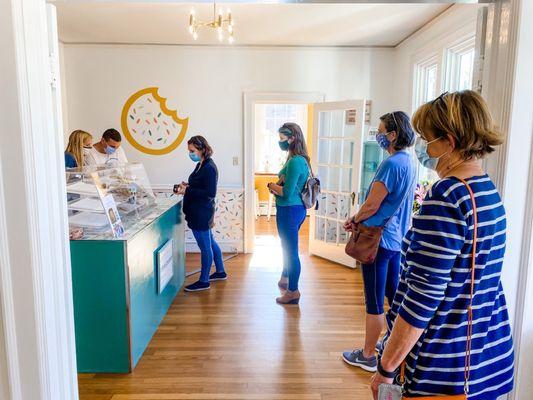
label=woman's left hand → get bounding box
[371,372,393,400]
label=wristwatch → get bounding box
[377,359,396,379]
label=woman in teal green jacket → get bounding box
[267,123,310,305]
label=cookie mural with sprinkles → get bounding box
[121,87,189,155]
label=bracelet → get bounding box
[377,359,396,379]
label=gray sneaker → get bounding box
[342,348,377,372]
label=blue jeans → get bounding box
[192,229,225,283]
[276,205,307,291]
[361,246,401,315]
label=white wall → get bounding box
[61,44,394,187]
[391,4,480,113]
[503,0,533,397]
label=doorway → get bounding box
[252,102,311,261]
[243,92,324,255]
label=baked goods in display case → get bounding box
[66,163,174,240]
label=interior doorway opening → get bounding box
[252,102,311,268]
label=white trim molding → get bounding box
[480,0,533,399]
[0,156,22,400]
[243,92,324,253]
[0,1,78,399]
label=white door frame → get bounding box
[481,1,533,399]
[243,92,324,253]
[0,1,78,399]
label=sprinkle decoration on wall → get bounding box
[184,190,244,248]
[121,87,189,155]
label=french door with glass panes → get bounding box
[309,100,366,268]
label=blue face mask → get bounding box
[415,137,444,170]
[376,132,392,150]
[278,140,290,151]
[105,144,117,155]
[189,152,201,162]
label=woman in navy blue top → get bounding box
[176,136,226,292]
[342,111,416,372]
[371,91,514,400]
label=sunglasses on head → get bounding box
[279,127,293,136]
[431,92,449,107]
[390,111,399,132]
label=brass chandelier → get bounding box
[189,3,235,44]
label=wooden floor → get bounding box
[78,217,370,400]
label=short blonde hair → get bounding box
[412,90,503,160]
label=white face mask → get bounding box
[415,137,446,170]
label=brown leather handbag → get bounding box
[345,223,383,264]
[395,179,478,399]
[345,175,415,264]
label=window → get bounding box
[413,57,441,184]
[413,56,440,110]
[254,103,308,174]
[444,36,476,92]
[411,36,477,186]
[424,65,438,103]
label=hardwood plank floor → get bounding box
[78,217,371,400]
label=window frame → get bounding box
[412,53,441,111]
[443,35,476,92]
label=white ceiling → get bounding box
[53,2,451,47]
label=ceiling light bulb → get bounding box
[193,31,198,40]
[190,8,195,16]
[228,35,234,44]
[218,32,224,42]
[228,25,233,33]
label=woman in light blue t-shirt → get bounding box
[341,112,416,373]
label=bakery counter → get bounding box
[70,197,185,373]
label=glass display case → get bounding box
[66,163,177,240]
[67,163,185,373]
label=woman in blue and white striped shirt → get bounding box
[371,91,514,400]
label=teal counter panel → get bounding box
[127,203,185,368]
[70,201,185,373]
[70,240,130,373]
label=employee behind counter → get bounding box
[65,128,129,169]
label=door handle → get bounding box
[350,192,356,206]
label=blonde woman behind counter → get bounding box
[65,130,93,168]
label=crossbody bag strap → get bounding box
[459,178,477,395]
[304,158,314,178]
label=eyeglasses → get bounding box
[390,111,399,131]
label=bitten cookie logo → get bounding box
[121,87,189,155]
